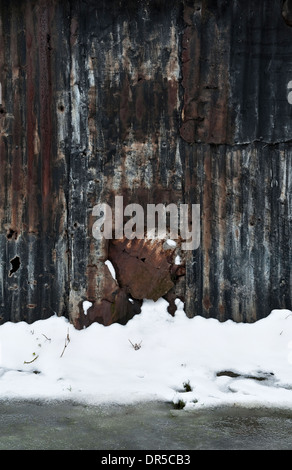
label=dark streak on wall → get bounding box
[0,0,291,327]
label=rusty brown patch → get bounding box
[26,4,39,234]
[108,237,176,301]
[70,16,78,47]
[38,3,52,209]
[180,2,231,144]
[203,295,212,311]
[74,288,143,329]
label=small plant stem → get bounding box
[60,329,70,357]
[24,355,39,364]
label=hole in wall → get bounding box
[6,228,18,240]
[9,256,20,277]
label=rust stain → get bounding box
[70,16,78,47]
[180,18,201,144]
[38,2,52,209]
[219,303,225,317]
[26,4,39,234]
[108,237,176,301]
[203,295,212,311]
[10,10,24,233]
[180,2,231,144]
[167,78,178,119]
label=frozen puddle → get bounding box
[1,400,292,450]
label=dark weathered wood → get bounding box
[0,0,291,326]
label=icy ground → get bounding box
[1,298,292,410]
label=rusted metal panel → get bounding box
[183,142,292,322]
[0,0,69,323]
[180,0,292,145]
[0,0,291,327]
[66,0,184,327]
[180,0,233,144]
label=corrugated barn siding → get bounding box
[0,0,291,327]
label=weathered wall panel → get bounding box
[0,0,69,323]
[183,142,292,322]
[0,0,291,326]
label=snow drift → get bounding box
[1,299,292,410]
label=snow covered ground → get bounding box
[1,298,292,410]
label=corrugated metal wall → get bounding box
[0,0,291,327]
